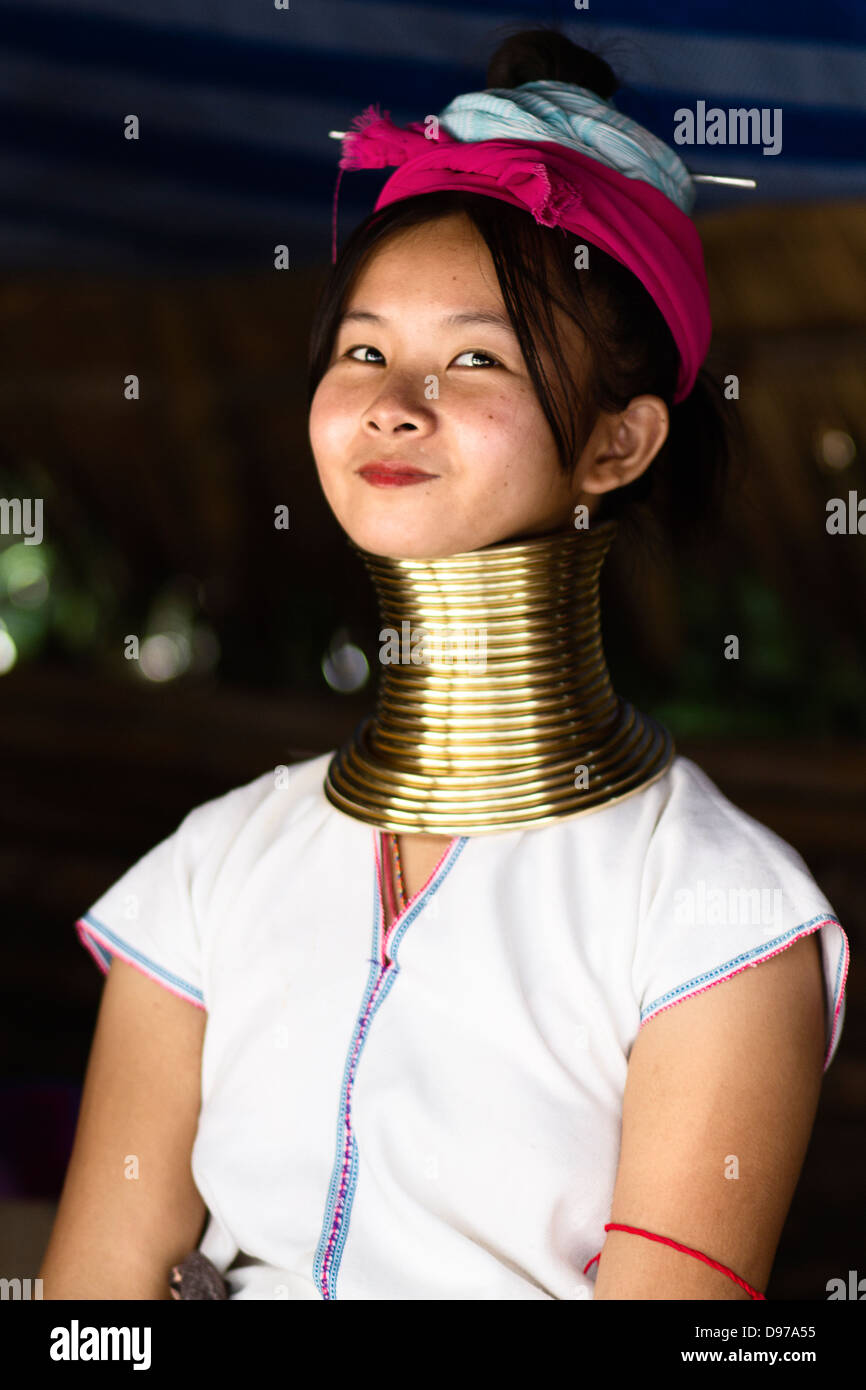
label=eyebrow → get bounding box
[338,308,518,336]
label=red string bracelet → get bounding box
[583,1223,766,1300]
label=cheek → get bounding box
[308,383,334,452]
[475,392,562,501]
[308,392,348,504]
[478,381,548,439]
[458,390,523,449]
[309,376,353,449]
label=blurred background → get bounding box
[1,0,864,1298]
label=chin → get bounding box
[350,531,467,561]
[338,508,463,561]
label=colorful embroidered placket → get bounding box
[313,833,466,1298]
[583,1223,766,1299]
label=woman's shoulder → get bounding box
[74,749,341,999]
[553,751,805,866]
[653,753,813,876]
[548,751,822,901]
[174,749,337,847]
[629,754,847,1071]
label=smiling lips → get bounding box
[358,460,438,487]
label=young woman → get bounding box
[40,30,848,1302]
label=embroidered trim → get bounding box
[372,832,463,960]
[639,913,849,1073]
[313,836,467,1299]
[75,914,205,1009]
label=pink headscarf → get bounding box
[332,108,712,404]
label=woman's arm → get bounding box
[39,957,208,1299]
[594,932,826,1299]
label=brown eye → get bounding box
[452,350,500,368]
[345,345,384,363]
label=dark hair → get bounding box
[307,27,739,558]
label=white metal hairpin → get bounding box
[690,174,757,187]
[327,131,756,187]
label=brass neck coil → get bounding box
[324,519,674,835]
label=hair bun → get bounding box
[486,29,619,101]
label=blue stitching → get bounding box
[79,912,204,1004]
[640,911,842,1023]
[312,941,380,1300]
[314,835,468,1298]
[389,837,468,964]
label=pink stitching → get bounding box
[320,960,391,1294]
[639,917,849,1072]
[372,830,459,963]
[74,918,206,1013]
[321,834,462,1293]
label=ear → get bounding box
[575,396,669,499]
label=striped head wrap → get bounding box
[439,80,696,212]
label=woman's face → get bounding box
[308,212,599,559]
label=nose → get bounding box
[362,379,435,436]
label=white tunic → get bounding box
[76,751,848,1300]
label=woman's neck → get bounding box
[324,518,674,835]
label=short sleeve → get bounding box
[75,774,272,1011]
[633,758,850,1074]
